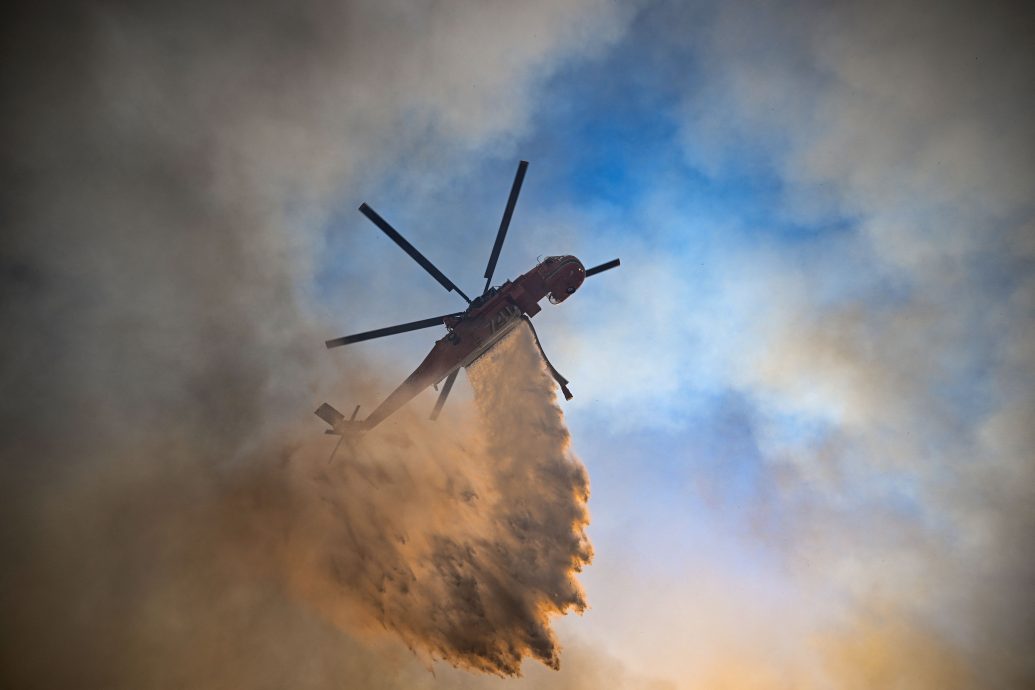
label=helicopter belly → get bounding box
[461,308,524,369]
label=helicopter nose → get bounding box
[547,256,585,303]
[568,256,586,283]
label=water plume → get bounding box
[295,323,591,675]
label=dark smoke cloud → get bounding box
[0,327,592,687]
[1,287,592,683]
[0,0,625,686]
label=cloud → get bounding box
[680,605,977,690]
[667,0,1035,686]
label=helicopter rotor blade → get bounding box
[325,313,462,348]
[358,203,472,303]
[585,258,621,277]
[429,369,459,421]
[482,160,529,295]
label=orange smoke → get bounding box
[285,323,592,675]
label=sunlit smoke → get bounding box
[0,328,591,688]
[293,324,591,675]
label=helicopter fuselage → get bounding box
[343,255,585,431]
[449,253,586,360]
[317,159,620,437]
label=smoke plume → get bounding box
[0,0,620,686]
[1,325,592,687]
[295,324,592,676]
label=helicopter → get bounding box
[316,160,620,434]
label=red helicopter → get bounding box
[316,161,620,434]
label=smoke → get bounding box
[0,0,625,687]
[295,325,592,676]
[1,324,592,687]
[672,607,977,690]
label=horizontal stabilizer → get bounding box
[315,402,368,434]
[315,402,345,427]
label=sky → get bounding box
[1,1,1033,689]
